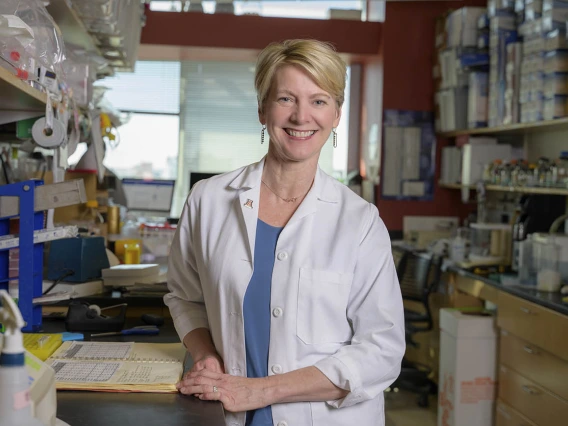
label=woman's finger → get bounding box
[198,384,222,401]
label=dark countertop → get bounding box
[447,265,568,316]
[41,318,226,426]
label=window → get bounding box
[94,61,181,180]
[91,60,351,217]
[149,1,366,20]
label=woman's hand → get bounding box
[177,369,270,412]
[188,352,225,374]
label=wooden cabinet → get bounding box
[497,292,568,362]
[495,400,537,426]
[498,365,568,426]
[497,291,568,425]
[500,331,568,401]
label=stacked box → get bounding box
[541,0,568,119]
[504,42,522,123]
[447,7,487,48]
[488,14,519,126]
[436,8,490,132]
[468,72,489,127]
[525,0,544,21]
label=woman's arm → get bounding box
[264,366,348,403]
[183,328,224,374]
[177,366,347,412]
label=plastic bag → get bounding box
[0,0,66,79]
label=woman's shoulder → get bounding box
[320,170,376,212]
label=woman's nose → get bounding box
[291,102,311,124]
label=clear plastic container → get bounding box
[536,242,562,292]
[557,151,568,187]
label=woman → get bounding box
[165,39,405,426]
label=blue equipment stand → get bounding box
[0,180,45,331]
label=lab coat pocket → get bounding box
[297,268,354,345]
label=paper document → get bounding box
[45,341,186,393]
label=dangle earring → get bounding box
[332,128,337,148]
[261,125,266,144]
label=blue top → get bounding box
[243,219,283,426]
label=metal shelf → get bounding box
[438,182,568,196]
[437,117,568,138]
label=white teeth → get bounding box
[286,129,315,138]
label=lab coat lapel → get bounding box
[238,188,259,264]
[287,166,338,226]
[229,160,265,264]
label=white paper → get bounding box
[382,127,403,196]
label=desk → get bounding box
[40,318,226,426]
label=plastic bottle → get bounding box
[557,151,568,188]
[0,291,45,426]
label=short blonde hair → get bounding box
[255,39,347,113]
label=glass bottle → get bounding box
[527,163,537,186]
[556,151,568,188]
[492,159,503,185]
[482,162,493,183]
[501,160,513,186]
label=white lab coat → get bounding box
[165,158,405,426]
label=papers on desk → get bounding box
[102,264,165,287]
[45,341,186,393]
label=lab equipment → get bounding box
[47,236,110,282]
[121,178,176,213]
[0,290,46,426]
[91,325,159,338]
[65,301,126,332]
[141,313,165,327]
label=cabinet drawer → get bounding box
[495,399,536,426]
[500,330,568,401]
[498,365,568,426]
[497,292,568,362]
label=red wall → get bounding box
[377,1,485,231]
[141,11,381,55]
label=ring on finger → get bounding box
[213,386,218,393]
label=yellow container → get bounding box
[124,242,141,264]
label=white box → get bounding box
[447,7,487,48]
[461,144,513,186]
[438,309,498,426]
[468,72,489,128]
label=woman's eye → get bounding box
[314,100,326,106]
[279,97,292,102]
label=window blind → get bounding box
[97,61,181,114]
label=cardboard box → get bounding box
[438,308,497,426]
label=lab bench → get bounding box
[444,266,568,426]
[40,317,226,426]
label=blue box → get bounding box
[47,237,109,283]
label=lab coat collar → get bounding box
[230,157,340,263]
[228,156,341,204]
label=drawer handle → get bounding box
[521,385,540,395]
[519,307,533,315]
[523,345,538,355]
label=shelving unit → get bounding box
[437,117,568,138]
[0,179,86,331]
[0,67,47,125]
[438,182,568,196]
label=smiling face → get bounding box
[259,65,341,165]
